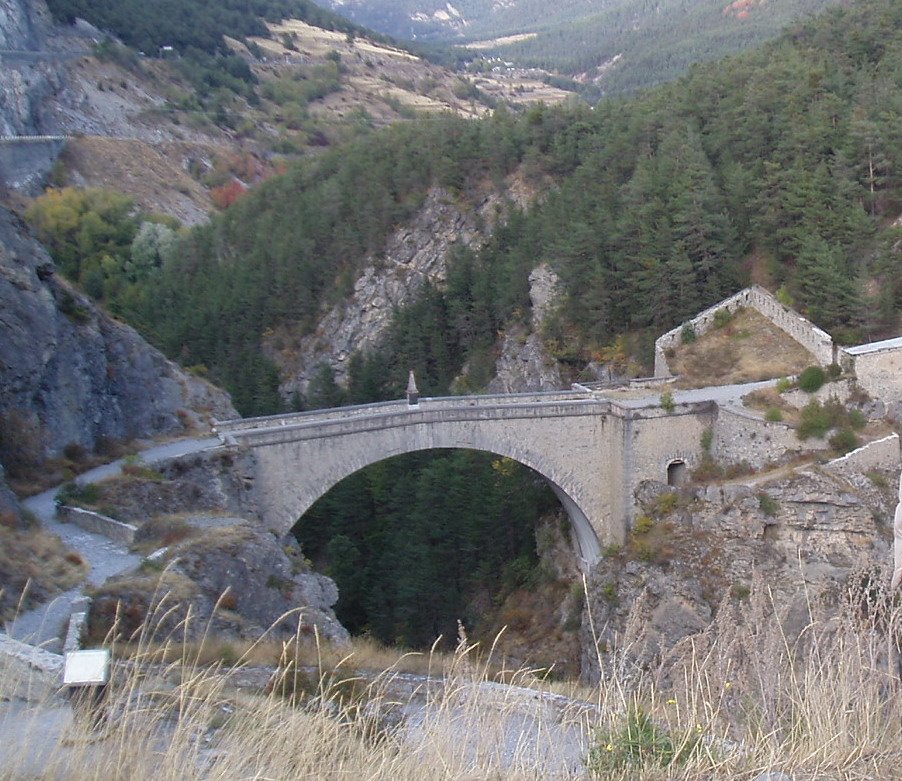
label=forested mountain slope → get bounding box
[71,0,899,417]
[315,0,842,93]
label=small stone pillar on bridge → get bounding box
[406,370,419,407]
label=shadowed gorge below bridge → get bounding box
[294,449,560,649]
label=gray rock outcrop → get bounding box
[0,205,236,462]
[488,264,564,393]
[584,465,896,679]
[274,187,497,398]
[89,523,349,645]
[0,0,68,136]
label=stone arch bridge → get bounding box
[215,390,716,570]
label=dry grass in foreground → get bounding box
[2,576,901,780]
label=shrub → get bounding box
[829,428,859,455]
[600,582,618,604]
[798,366,826,393]
[758,493,779,517]
[691,455,723,482]
[848,409,867,430]
[700,428,713,452]
[775,377,791,393]
[865,471,888,489]
[827,362,843,379]
[588,707,699,775]
[723,460,754,479]
[55,481,101,508]
[713,308,733,328]
[660,391,675,413]
[650,492,679,516]
[216,643,238,666]
[680,323,696,344]
[62,442,87,462]
[633,515,654,534]
[731,583,751,600]
[797,400,832,439]
[765,407,783,422]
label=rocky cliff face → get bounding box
[89,523,349,645]
[0,0,68,136]
[271,186,499,398]
[0,206,235,464]
[582,466,896,679]
[488,264,565,393]
[269,177,566,399]
[73,455,348,644]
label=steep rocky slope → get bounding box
[266,173,568,399]
[582,466,897,679]
[0,205,235,473]
[59,448,349,644]
[88,523,349,645]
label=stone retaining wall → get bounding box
[847,347,902,405]
[822,434,901,479]
[57,505,137,545]
[0,631,63,675]
[711,405,830,469]
[655,286,836,376]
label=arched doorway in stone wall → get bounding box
[667,459,688,487]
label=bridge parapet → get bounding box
[218,397,612,447]
[214,389,597,436]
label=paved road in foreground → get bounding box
[5,437,221,651]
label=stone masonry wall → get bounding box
[849,347,902,405]
[711,406,830,469]
[57,505,137,544]
[822,433,901,480]
[654,286,835,377]
[622,404,716,488]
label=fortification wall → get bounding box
[654,286,835,376]
[711,405,830,469]
[623,404,716,484]
[849,348,902,404]
[822,434,901,480]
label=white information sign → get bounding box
[63,649,110,686]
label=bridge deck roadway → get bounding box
[214,379,774,440]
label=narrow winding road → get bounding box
[5,437,220,651]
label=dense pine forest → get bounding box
[25,0,901,647]
[296,450,557,647]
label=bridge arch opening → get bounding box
[292,447,598,651]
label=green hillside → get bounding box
[314,0,842,93]
[30,0,901,417]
